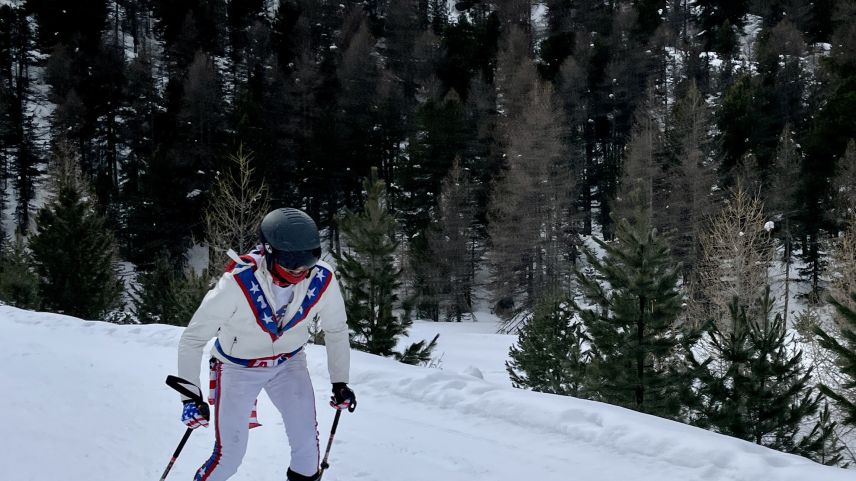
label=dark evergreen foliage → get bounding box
[395,333,439,366]
[692,290,839,461]
[29,165,123,319]
[132,249,210,326]
[575,193,695,419]
[816,292,856,427]
[694,0,748,55]
[25,0,109,54]
[506,290,591,397]
[0,234,40,309]
[132,249,177,324]
[398,92,468,234]
[334,169,411,357]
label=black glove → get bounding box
[330,382,357,412]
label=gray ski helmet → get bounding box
[259,208,321,270]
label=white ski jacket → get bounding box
[177,253,350,395]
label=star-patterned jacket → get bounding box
[177,253,350,394]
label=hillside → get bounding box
[0,306,850,481]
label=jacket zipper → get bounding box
[230,336,238,354]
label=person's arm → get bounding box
[319,270,350,384]
[177,273,237,398]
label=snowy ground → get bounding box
[399,316,517,385]
[1,306,852,481]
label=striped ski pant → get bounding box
[194,351,319,481]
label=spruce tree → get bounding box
[170,268,214,325]
[576,190,693,419]
[0,233,40,309]
[29,147,123,320]
[815,291,856,426]
[133,249,211,326]
[133,249,179,324]
[693,289,837,461]
[506,290,591,397]
[335,169,411,357]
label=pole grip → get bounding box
[166,375,205,404]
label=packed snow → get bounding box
[0,306,852,481]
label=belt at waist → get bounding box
[214,338,303,368]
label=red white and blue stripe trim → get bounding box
[233,266,279,341]
[214,339,303,368]
[194,362,223,481]
[279,265,333,334]
[231,263,334,340]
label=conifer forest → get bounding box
[2,0,856,469]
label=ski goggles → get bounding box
[269,247,321,271]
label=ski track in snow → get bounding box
[0,306,852,481]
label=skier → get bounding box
[176,208,356,481]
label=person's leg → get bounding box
[194,363,265,481]
[264,352,321,479]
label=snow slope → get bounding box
[0,306,851,481]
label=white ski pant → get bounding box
[194,351,319,481]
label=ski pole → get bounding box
[318,409,342,479]
[158,428,193,481]
[159,375,208,480]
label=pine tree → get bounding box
[576,189,694,419]
[29,144,123,319]
[335,169,411,356]
[693,289,838,461]
[766,126,803,325]
[833,140,856,222]
[506,290,591,397]
[662,81,718,279]
[133,249,176,324]
[0,232,40,309]
[694,0,748,55]
[795,402,846,466]
[133,248,212,325]
[799,1,856,302]
[399,90,469,236]
[815,291,856,427]
[14,117,39,234]
[427,159,478,321]
[170,267,213,325]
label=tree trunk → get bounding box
[636,295,646,411]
